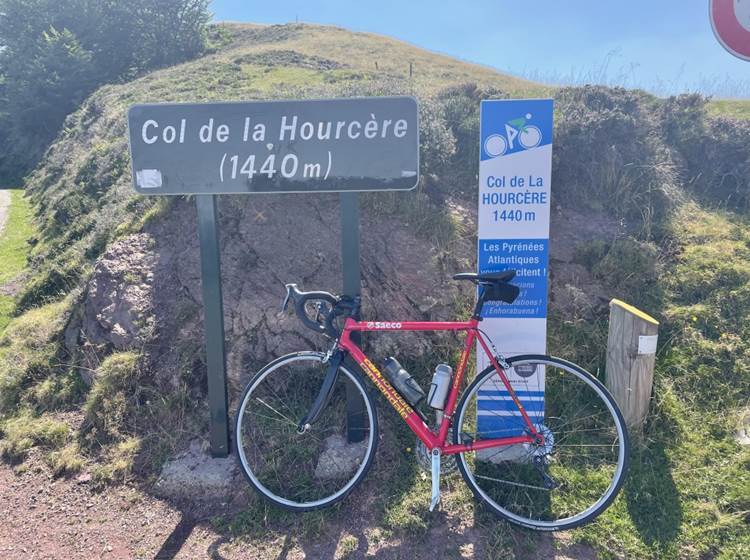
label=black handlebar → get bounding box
[281,284,359,338]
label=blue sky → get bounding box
[210,1,750,98]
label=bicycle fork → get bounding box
[297,348,344,432]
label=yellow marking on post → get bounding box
[609,299,659,326]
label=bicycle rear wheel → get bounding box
[453,355,628,531]
[235,351,377,511]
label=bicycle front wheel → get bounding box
[235,351,378,511]
[453,355,629,531]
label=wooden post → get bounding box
[605,299,659,431]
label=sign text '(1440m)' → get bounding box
[220,151,332,183]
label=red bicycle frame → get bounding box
[338,317,540,455]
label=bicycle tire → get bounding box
[235,351,378,511]
[453,354,629,531]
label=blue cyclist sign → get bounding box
[476,99,553,452]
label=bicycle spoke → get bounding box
[474,474,551,492]
[236,354,375,509]
[254,397,299,427]
[456,357,627,529]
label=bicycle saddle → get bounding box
[453,270,516,283]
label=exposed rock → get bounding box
[153,439,241,501]
[314,434,368,480]
[145,195,473,393]
[548,206,623,317]
[75,472,92,484]
[81,234,156,355]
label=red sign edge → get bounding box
[710,0,750,62]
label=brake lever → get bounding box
[279,284,294,315]
[312,301,323,324]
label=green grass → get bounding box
[46,442,85,476]
[90,436,141,486]
[82,351,141,442]
[0,189,34,333]
[0,410,70,461]
[567,202,750,559]
[0,299,72,414]
[708,99,750,120]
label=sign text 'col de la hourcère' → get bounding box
[127,96,419,195]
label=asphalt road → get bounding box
[0,189,10,236]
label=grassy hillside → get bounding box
[0,22,749,559]
[709,99,750,120]
[217,22,546,96]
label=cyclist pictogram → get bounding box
[484,113,543,158]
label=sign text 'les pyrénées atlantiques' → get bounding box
[127,96,419,195]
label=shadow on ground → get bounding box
[624,440,682,549]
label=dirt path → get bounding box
[0,189,10,236]
[0,455,599,560]
[0,460,229,559]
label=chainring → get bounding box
[415,436,458,473]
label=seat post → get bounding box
[472,285,486,320]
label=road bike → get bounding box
[235,270,629,531]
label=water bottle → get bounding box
[382,357,426,407]
[427,364,453,410]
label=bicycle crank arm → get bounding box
[430,449,441,512]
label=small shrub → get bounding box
[573,236,664,311]
[91,436,140,486]
[83,351,141,443]
[554,85,680,232]
[662,95,750,212]
[415,94,457,198]
[46,442,85,476]
[437,82,508,192]
[0,411,69,461]
[0,300,70,413]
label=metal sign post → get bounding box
[340,191,365,442]
[195,194,230,457]
[127,96,419,457]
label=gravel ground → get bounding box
[0,454,599,560]
[0,456,236,560]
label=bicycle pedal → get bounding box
[429,449,441,512]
